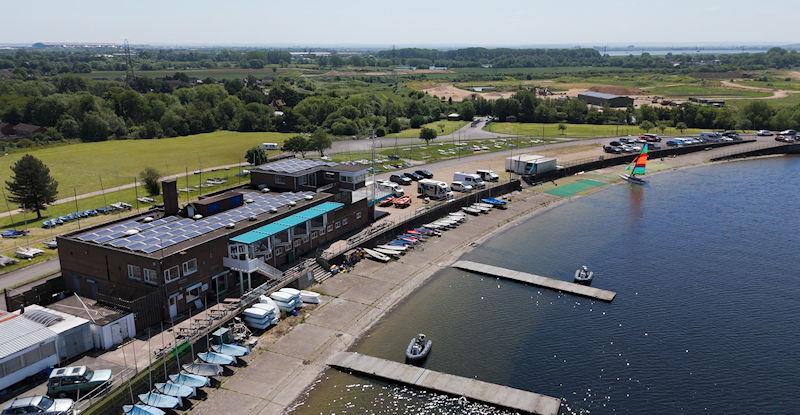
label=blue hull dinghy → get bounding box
[123,404,166,415]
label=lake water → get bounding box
[293,157,800,414]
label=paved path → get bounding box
[0,259,59,294]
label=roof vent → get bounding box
[245,198,254,204]
[248,215,257,221]
[270,207,278,213]
[304,195,313,200]
[261,188,270,193]
[123,229,139,236]
[142,217,154,223]
[193,214,203,220]
[225,223,235,229]
[289,201,296,207]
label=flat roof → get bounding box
[254,158,338,175]
[22,305,89,334]
[72,190,316,255]
[231,201,344,244]
[0,315,56,358]
[578,91,630,100]
[48,295,130,326]
[327,163,369,173]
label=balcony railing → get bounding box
[223,256,284,280]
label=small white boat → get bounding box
[363,248,391,262]
[279,288,301,297]
[270,291,295,304]
[211,343,250,357]
[423,223,442,230]
[155,382,195,398]
[475,202,494,209]
[300,290,321,304]
[251,302,278,313]
[377,244,407,252]
[374,247,402,257]
[471,204,491,213]
[169,373,209,388]
[461,207,481,215]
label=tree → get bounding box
[656,120,671,134]
[309,128,333,156]
[6,155,58,219]
[675,122,688,133]
[245,146,268,165]
[557,123,567,135]
[410,115,425,128]
[283,135,310,157]
[139,167,162,196]
[388,118,403,133]
[419,127,437,145]
[639,120,655,132]
[79,112,110,141]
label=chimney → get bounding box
[162,178,179,216]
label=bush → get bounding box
[375,126,386,137]
[410,115,426,129]
[139,167,162,196]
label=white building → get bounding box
[48,295,136,351]
[0,312,59,391]
[22,305,93,362]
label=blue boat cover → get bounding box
[123,404,166,415]
[138,392,181,409]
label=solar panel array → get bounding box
[256,158,337,174]
[75,191,316,255]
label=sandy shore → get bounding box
[185,141,786,415]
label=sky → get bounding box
[2,0,797,47]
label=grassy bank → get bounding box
[485,122,705,137]
[0,131,291,198]
[386,120,467,138]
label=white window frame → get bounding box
[127,265,142,281]
[335,221,341,229]
[182,259,198,276]
[342,218,348,226]
[143,268,158,285]
[356,211,362,220]
[275,246,284,255]
[326,224,334,232]
[164,266,180,283]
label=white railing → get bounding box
[222,256,284,280]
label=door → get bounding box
[111,324,123,346]
[86,279,97,299]
[168,293,179,318]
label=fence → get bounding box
[4,275,67,311]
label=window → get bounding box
[182,259,198,276]
[143,268,158,285]
[293,239,302,247]
[335,221,341,229]
[275,175,285,185]
[164,266,180,283]
[213,274,228,293]
[342,218,348,226]
[327,224,334,232]
[311,231,318,238]
[356,212,362,220]
[127,265,142,281]
[275,246,284,255]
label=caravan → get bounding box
[260,142,280,150]
[417,179,453,200]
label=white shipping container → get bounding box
[505,154,544,173]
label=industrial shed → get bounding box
[22,305,93,362]
[577,91,634,108]
[0,312,58,391]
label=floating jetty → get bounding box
[328,352,561,415]
[453,260,616,302]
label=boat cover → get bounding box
[211,343,250,357]
[122,404,166,415]
[169,373,209,387]
[183,362,223,376]
[198,351,235,365]
[155,382,194,398]
[137,392,181,409]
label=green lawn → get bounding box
[0,131,292,199]
[727,93,800,110]
[75,67,315,80]
[646,85,771,98]
[386,120,468,138]
[737,79,800,92]
[485,122,706,138]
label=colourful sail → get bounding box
[625,144,648,176]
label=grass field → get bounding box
[727,93,800,110]
[646,85,771,98]
[75,67,317,80]
[737,79,800,92]
[485,122,706,138]
[0,131,292,199]
[386,120,468,138]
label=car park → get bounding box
[389,174,412,185]
[756,130,774,136]
[451,181,473,192]
[403,172,422,181]
[1,396,74,415]
[414,169,433,179]
[47,366,112,397]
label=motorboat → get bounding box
[278,288,303,307]
[574,265,594,285]
[377,244,407,252]
[155,382,195,398]
[182,362,223,376]
[405,333,432,363]
[211,343,250,357]
[300,290,321,304]
[137,392,181,409]
[198,351,235,365]
[363,248,391,262]
[123,404,166,415]
[414,227,441,236]
[169,373,209,388]
[374,247,402,258]
[461,206,481,215]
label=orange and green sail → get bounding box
[626,144,648,176]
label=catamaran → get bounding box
[620,143,648,184]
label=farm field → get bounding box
[386,120,467,138]
[0,131,292,198]
[646,85,772,98]
[485,122,706,137]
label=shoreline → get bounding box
[185,150,793,415]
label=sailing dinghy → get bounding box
[620,144,648,184]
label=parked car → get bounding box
[451,181,473,192]
[621,144,637,153]
[776,135,795,143]
[389,174,412,185]
[1,396,74,415]
[414,169,434,179]
[603,145,623,154]
[756,130,774,136]
[666,138,685,147]
[722,131,740,139]
[47,366,112,397]
[44,240,58,249]
[640,133,661,142]
[403,171,422,181]
[779,129,797,136]
[1,229,29,238]
[618,137,635,144]
[609,141,623,147]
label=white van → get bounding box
[261,142,280,150]
[417,179,453,200]
[376,180,404,197]
[476,169,499,182]
[453,172,486,189]
[451,181,473,193]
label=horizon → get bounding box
[3,0,798,46]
